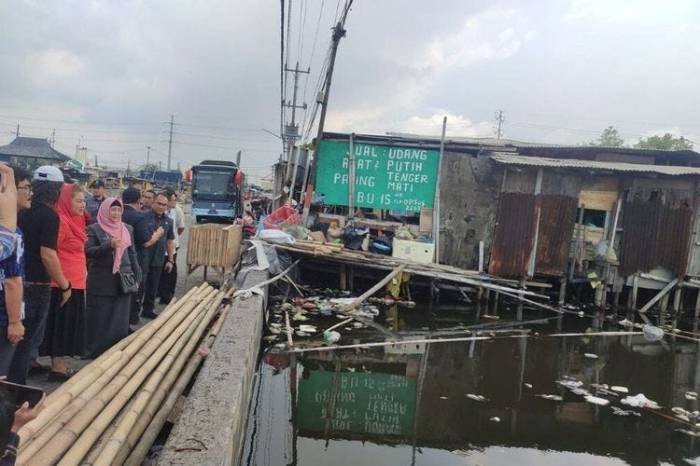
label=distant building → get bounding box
[0,136,70,168]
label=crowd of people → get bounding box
[0,164,186,386]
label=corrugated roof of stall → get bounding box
[490,153,700,176]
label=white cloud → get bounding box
[421,9,535,73]
[400,112,494,138]
[25,48,85,88]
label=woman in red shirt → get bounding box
[40,183,87,380]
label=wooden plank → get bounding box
[639,278,679,313]
[578,190,618,211]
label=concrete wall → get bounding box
[157,269,267,466]
[439,152,501,270]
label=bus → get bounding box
[191,160,243,223]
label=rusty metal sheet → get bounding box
[535,195,578,276]
[620,199,693,277]
[489,193,536,277]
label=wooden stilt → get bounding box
[348,266,355,291]
[673,287,682,313]
[631,274,639,310]
[339,264,347,290]
[493,292,500,315]
[695,290,700,319]
[558,278,567,306]
[660,294,669,314]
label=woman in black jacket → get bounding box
[85,198,141,357]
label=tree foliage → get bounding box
[634,133,693,151]
[591,126,625,147]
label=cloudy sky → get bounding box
[1,0,699,181]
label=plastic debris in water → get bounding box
[295,331,310,337]
[292,313,309,321]
[323,330,341,344]
[685,391,698,400]
[440,396,448,400]
[489,416,500,423]
[466,394,489,402]
[621,393,661,409]
[584,395,610,406]
[537,394,564,401]
[524,383,533,389]
[556,379,583,389]
[642,324,664,342]
[482,314,500,320]
[611,386,629,394]
[298,324,318,333]
[577,311,585,317]
[611,406,641,417]
[584,353,599,359]
[676,429,700,438]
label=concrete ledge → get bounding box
[157,270,267,466]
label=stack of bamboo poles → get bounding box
[16,283,232,466]
[186,224,242,268]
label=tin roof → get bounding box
[0,137,70,161]
[490,153,700,176]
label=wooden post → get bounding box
[660,294,669,314]
[558,278,567,306]
[347,133,356,219]
[339,264,347,290]
[432,116,447,264]
[493,292,500,315]
[673,287,683,313]
[695,289,700,318]
[348,265,355,291]
[631,274,639,310]
[639,278,678,314]
[478,241,484,274]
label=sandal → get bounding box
[47,370,74,382]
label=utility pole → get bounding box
[302,0,354,222]
[236,150,242,168]
[167,114,174,170]
[15,124,19,137]
[94,154,98,168]
[146,145,151,167]
[495,109,505,140]
[50,128,56,147]
[283,61,309,201]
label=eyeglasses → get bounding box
[17,186,32,193]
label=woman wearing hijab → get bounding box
[40,183,87,381]
[85,197,141,358]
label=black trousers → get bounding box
[142,266,164,315]
[158,251,178,305]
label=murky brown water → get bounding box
[244,305,700,466]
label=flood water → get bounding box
[243,303,700,466]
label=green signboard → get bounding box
[297,370,416,437]
[315,140,439,213]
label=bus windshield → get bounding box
[193,169,235,201]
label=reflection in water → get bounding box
[244,315,700,466]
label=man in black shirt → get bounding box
[121,187,145,325]
[136,192,174,319]
[8,166,71,384]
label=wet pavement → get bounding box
[244,301,700,466]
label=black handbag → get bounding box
[118,270,139,294]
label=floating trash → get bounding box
[537,394,564,401]
[482,314,500,320]
[292,312,309,321]
[489,416,501,423]
[584,395,610,406]
[295,331,310,337]
[323,330,341,344]
[611,386,629,394]
[584,353,599,359]
[466,394,489,402]
[556,379,584,389]
[611,406,641,417]
[621,393,661,409]
[686,391,698,400]
[524,383,533,389]
[298,324,318,333]
[642,324,664,342]
[440,396,449,400]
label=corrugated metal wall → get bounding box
[535,195,578,276]
[620,199,693,276]
[489,193,537,277]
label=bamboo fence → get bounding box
[16,283,231,466]
[186,224,242,268]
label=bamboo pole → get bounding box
[26,287,216,465]
[124,303,232,466]
[111,303,230,465]
[57,290,221,466]
[16,288,210,464]
[339,265,406,313]
[95,294,226,466]
[80,397,135,465]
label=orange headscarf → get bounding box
[55,183,87,244]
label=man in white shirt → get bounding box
[158,188,185,304]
